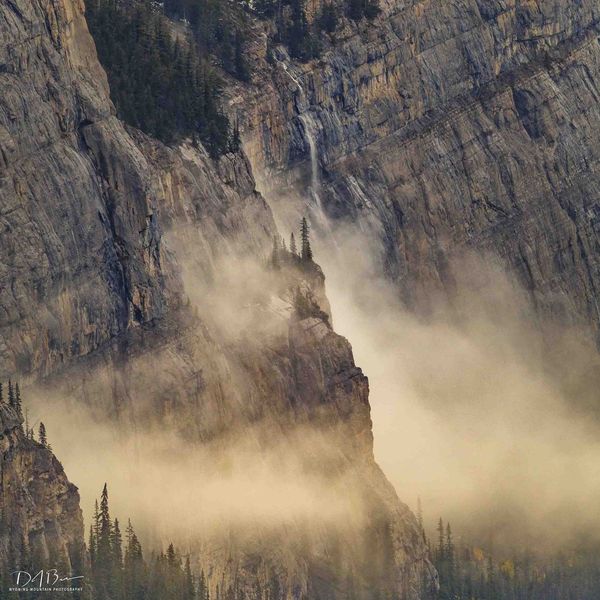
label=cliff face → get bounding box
[0,0,274,378]
[0,403,84,577]
[0,0,434,597]
[241,0,600,341]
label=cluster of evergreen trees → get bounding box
[270,216,313,269]
[0,380,49,448]
[0,380,22,416]
[86,0,232,156]
[88,485,208,600]
[421,511,600,600]
[257,0,380,61]
[161,0,251,81]
[87,485,290,600]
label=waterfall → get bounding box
[279,59,328,228]
[298,113,321,198]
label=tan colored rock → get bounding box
[241,1,600,343]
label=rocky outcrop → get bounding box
[0,0,274,378]
[240,1,600,342]
[0,0,435,597]
[0,403,84,577]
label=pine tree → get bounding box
[95,484,113,599]
[112,518,123,568]
[0,382,3,403]
[417,497,423,531]
[437,518,445,562]
[124,520,145,600]
[183,556,195,600]
[290,232,297,256]
[198,570,209,600]
[229,118,241,153]
[300,217,313,262]
[38,422,47,447]
[166,543,177,568]
[14,382,22,417]
[89,524,97,568]
[446,522,455,594]
[93,500,101,542]
[7,380,14,408]
[111,518,124,598]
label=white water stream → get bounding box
[279,60,329,229]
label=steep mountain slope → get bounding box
[0,0,435,597]
[0,401,84,584]
[240,0,600,342]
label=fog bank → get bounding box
[314,225,600,550]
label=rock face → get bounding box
[0,402,84,578]
[241,1,600,342]
[0,0,275,379]
[0,0,435,597]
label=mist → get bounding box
[25,240,369,554]
[313,224,600,551]
[22,202,600,557]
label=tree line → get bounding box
[86,0,233,156]
[257,0,380,62]
[270,216,313,269]
[0,380,50,448]
[161,0,251,82]
[416,501,600,600]
[88,485,293,600]
[87,484,206,600]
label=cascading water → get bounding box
[278,59,329,230]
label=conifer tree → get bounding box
[300,217,313,262]
[111,518,124,597]
[7,380,14,408]
[417,497,423,531]
[290,232,297,256]
[14,382,22,417]
[38,422,47,447]
[183,556,195,600]
[112,518,123,569]
[198,570,209,600]
[437,518,445,562]
[445,522,455,593]
[93,500,101,542]
[89,524,97,568]
[124,519,145,600]
[167,543,177,568]
[94,484,113,599]
[0,382,3,403]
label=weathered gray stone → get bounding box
[0,402,84,574]
[0,0,435,597]
[242,1,600,343]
